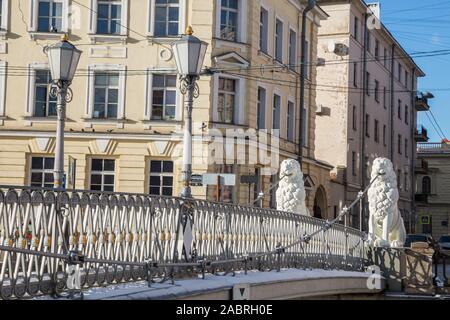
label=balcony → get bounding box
[415,158,429,174]
[415,92,433,111]
[414,126,429,142]
[418,142,450,154]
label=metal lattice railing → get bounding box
[0,184,367,300]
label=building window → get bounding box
[405,138,408,157]
[374,79,379,102]
[398,134,402,154]
[352,106,357,131]
[259,6,268,53]
[151,74,177,120]
[37,0,63,32]
[365,72,370,96]
[366,31,371,52]
[353,16,359,41]
[383,87,387,109]
[90,159,115,192]
[304,39,310,79]
[273,94,281,130]
[93,72,119,119]
[398,63,402,82]
[289,29,296,70]
[257,87,266,129]
[149,160,174,196]
[353,62,358,87]
[287,101,295,142]
[374,119,379,143]
[97,0,122,34]
[275,18,283,62]
[352,151,356,176]
[220,0,238,41]
[30,157,55,188]
[153,0,179,37]
[34,70,57,117]
[405,105,409,124]
[383,47,388,67]
[365,113,370,137]
[383,124,387,146]
[422,176,431,194]
[218,77,236,123]
[398,99,402,120]
[375,39,379,60]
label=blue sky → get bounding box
[376,0,450,142]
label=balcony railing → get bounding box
[418,142,450,153]
[415,95,431,112]
[0,185,366,299]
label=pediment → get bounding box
[303,174,315,190]
[213,52,249,68]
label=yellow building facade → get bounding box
[0,0,332,216]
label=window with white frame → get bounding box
[218,77,236,123]
[151,74,177,120]
[275,18,283,62]
[259,6,268,53]
[220,0,238,41]
[97,0,122,34]
[34,70,57,117]
[29,0,67,34]
[287,100,295,142]
[37,0,63,32]
[304,39,310,79]
[153,0,180,37]
[149,160,174,196]
[30,156,54,188]
[93,72,119,119]
[289,29,296,70]
[90,159,115,191]
[257,86,266,129]
[272,94,281,130]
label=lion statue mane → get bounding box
[367,157,406,248]
[276,159,309,216]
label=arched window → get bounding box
[422,176,431,194]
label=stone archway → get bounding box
[313,186,327,219]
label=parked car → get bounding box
[438,235,450,250]
[404,234,434,248]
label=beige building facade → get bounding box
[0,0,331,215]
[315,0,426,230]
[415,142,450,240]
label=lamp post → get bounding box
[45,35,82,189]
[171,26,208,198]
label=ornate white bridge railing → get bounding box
[0,185,365,299]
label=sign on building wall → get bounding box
[420,214,430,225]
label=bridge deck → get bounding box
[38,269,385,300]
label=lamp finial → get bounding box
[186,26,194,35]
[61,34,69,42]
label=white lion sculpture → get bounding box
[276,159,309,215]
[367,157,406,248]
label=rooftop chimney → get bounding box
[367,2,381,20]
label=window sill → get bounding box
[88,34,128,45]
[28,31,67,41]
[0,30,7,40]
[213,38,249,52]
[141,120,182,130]
[147,35,182,44]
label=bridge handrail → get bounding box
[0,174,379,299]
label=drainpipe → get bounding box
[390,43,395,161]
[360,12,368,230]
[298,0,316,165]
[410,68,416,233]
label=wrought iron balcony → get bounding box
[414,126,429,142]
[415,93,433,112]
